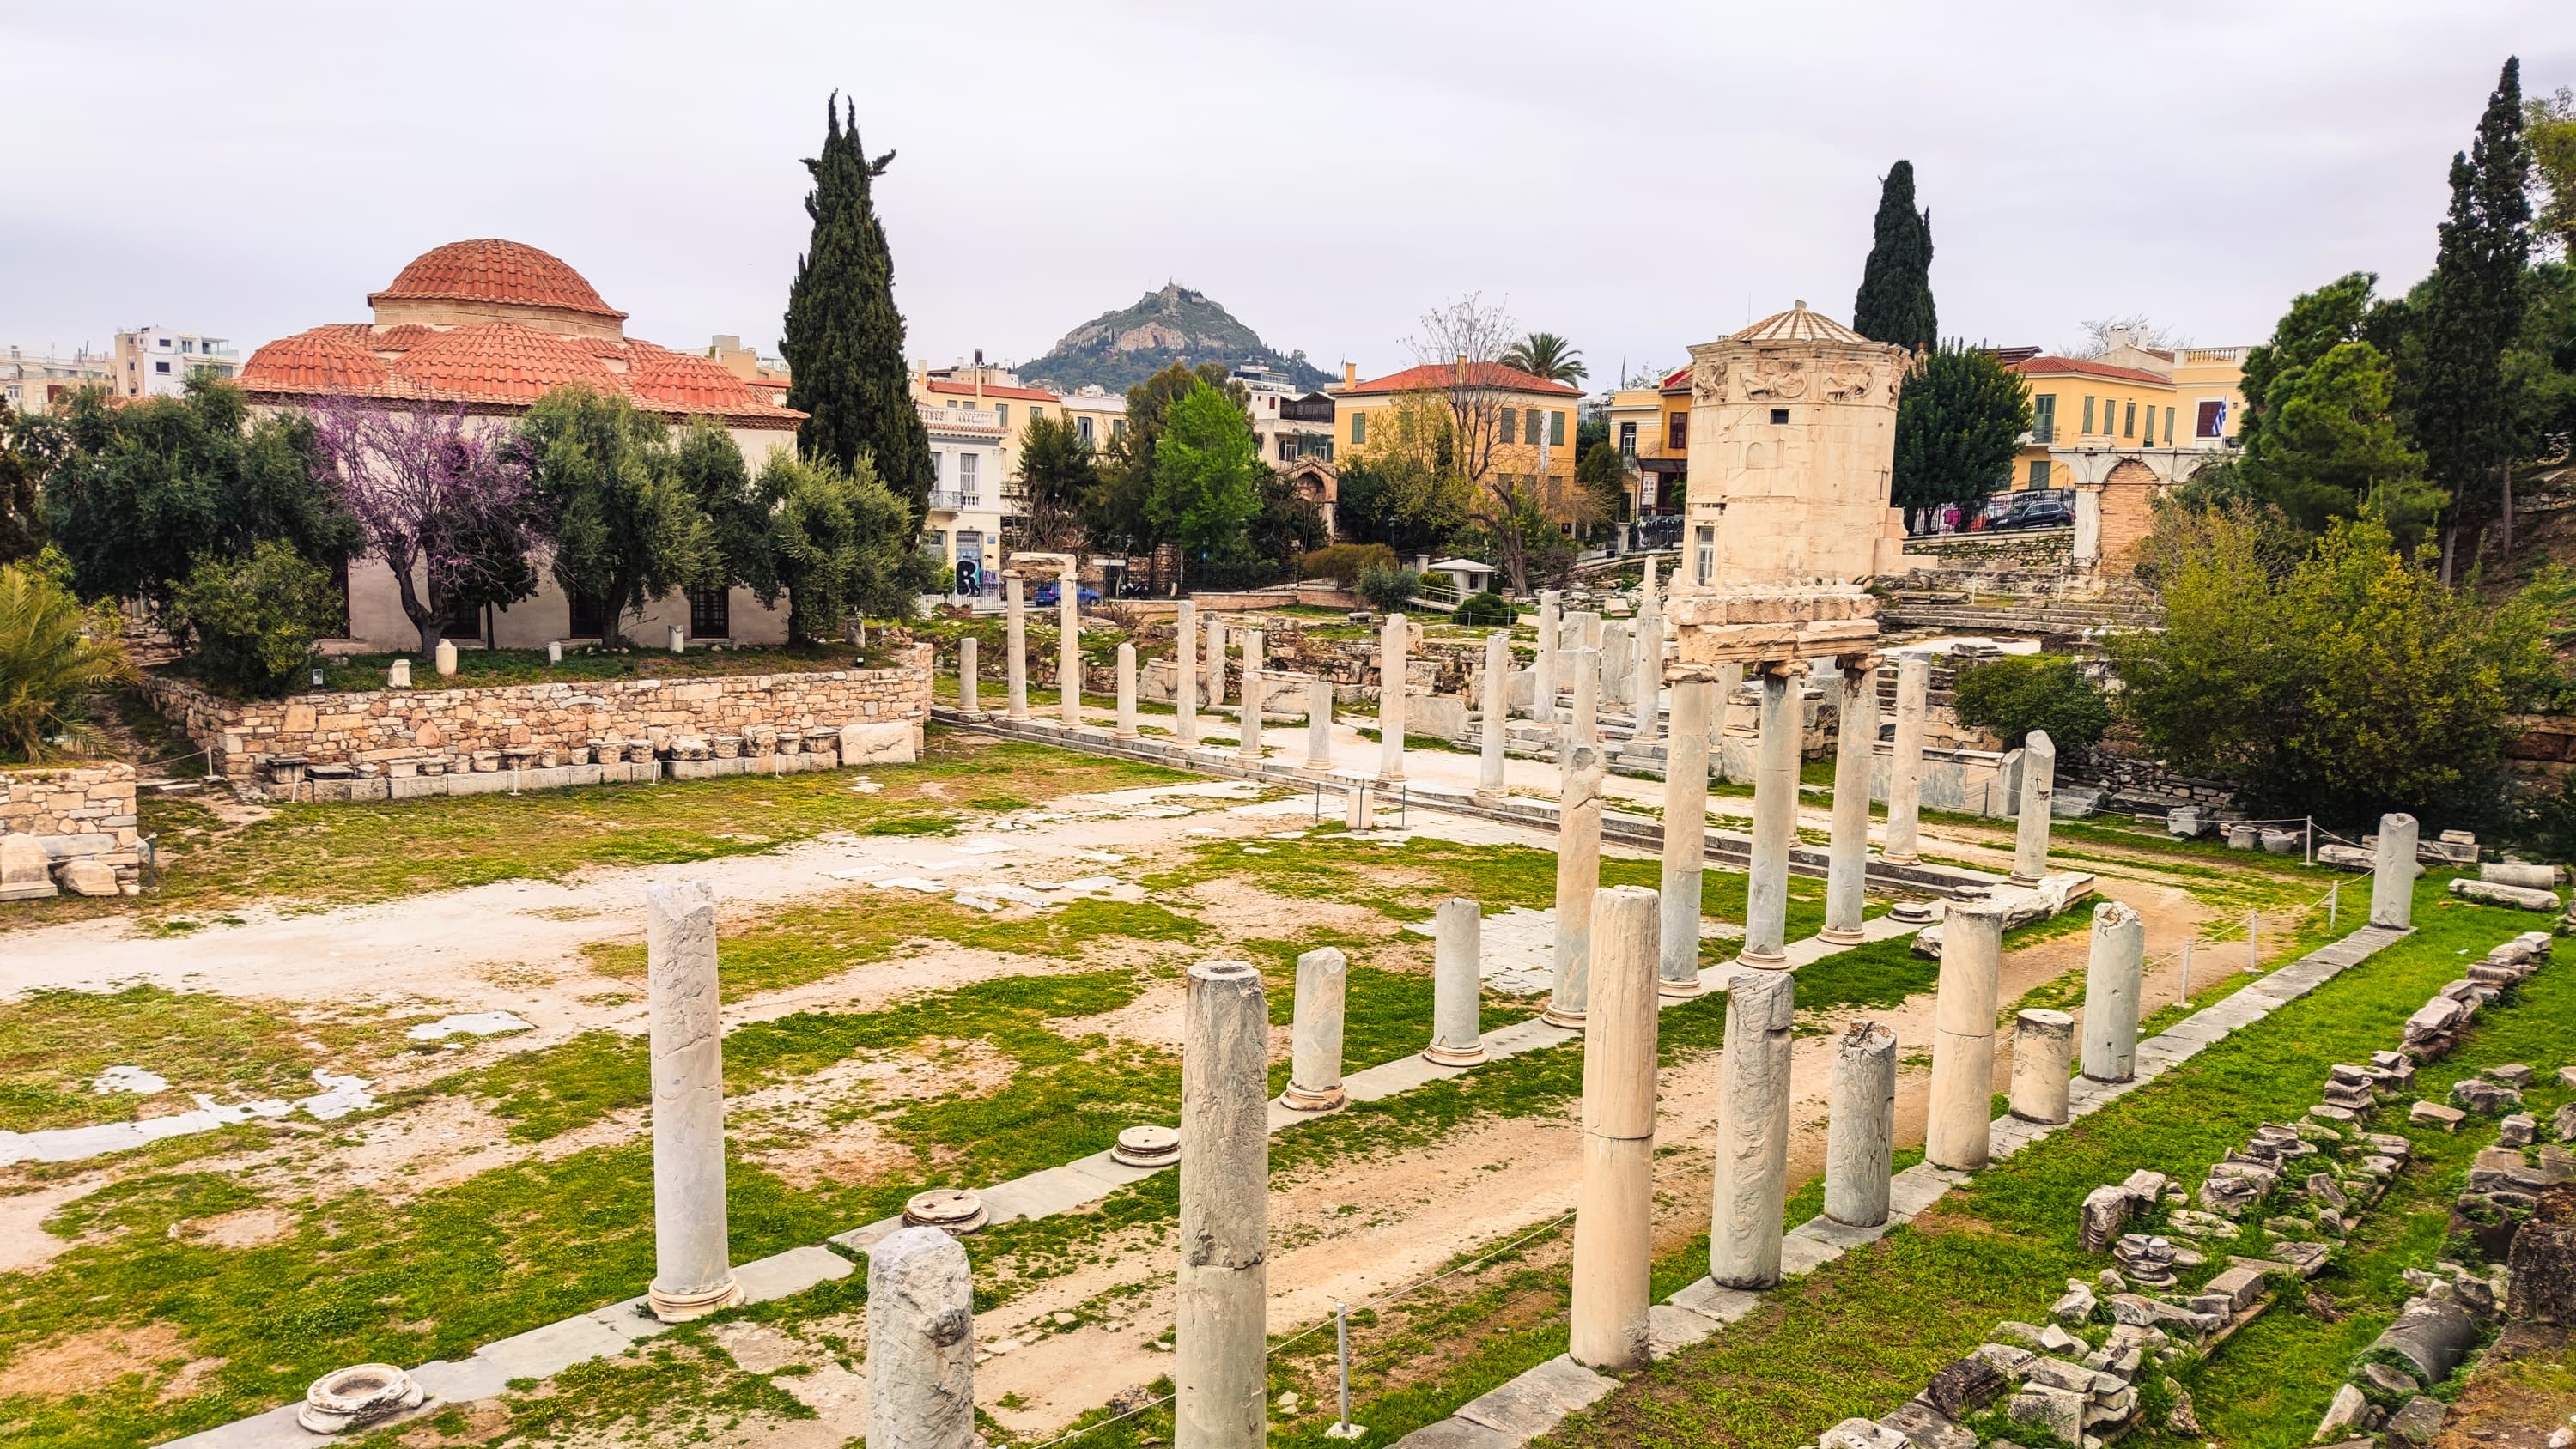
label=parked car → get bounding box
[1996,496,2074,530]
[1031,581,1101,607]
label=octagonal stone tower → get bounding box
[1667,303,1910,678]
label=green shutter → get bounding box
[1550,409,1566,446]
[2082,396,2095,433]
[1352,411,1366,446]
[1500,409,1516,445]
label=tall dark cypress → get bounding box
[2409,58,2531,543]
[1851,161,1937,354]
[782,94,934,529]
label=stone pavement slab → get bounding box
[1453,1355,1619,1438]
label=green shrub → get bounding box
[169,540,341,698]
[1454,591,1516,626]
[1300,541,1398,585]
[0,554,134,761]
[1952,652,2111,753]
[1356,563,1425,614]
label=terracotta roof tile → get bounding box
[368,239,627,321]
[240,320,803,427]
[1339,361,1583,398]
[388,323,624,403]
[628,341,805,420]
[235,331,393,393]
[2008,355,2174,387]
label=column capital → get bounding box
[1832,652,1882,676]
[1758,658,1810,680]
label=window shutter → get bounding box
[1549,410,1566,446]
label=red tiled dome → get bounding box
[238,330,395,394]
[388,322,623,403]
[368,239,627,322]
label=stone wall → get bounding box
[1,763,141,898]
[137,649,933,803]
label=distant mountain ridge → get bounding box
[1019,282,1334,395]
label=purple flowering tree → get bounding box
[307,399,548,658]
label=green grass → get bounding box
[0,985,393,1133]
[62,731,1185,922]
[1541,871,2558,1447]
[192,640,898,697]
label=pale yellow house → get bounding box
[1331,359,1586,525]
[2001,330,2251,571]
[1601,364,1692,517]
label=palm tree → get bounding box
[1501,332,1588,385]
[0,561,134,761]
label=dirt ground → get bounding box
[0,737,2231,1444]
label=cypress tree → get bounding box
[2408,58,2531,555]
[1851,160,1937,354]
[781,94,934,530]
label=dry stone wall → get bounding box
[138,650,932,804]
[0,763,141,896]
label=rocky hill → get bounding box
[1019,283,1334,395]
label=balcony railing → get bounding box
[927,490,981,513]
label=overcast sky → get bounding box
[3,3,2567,385]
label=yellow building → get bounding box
[1332,359,1585,524]
[1601,364,1693,516]
[1999,332,2251,572]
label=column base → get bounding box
[1378,772,1406,786]
[1733,949,1788,969]
[1115,728,1139,740]
[2008,873,2042,888]
[1473,786,1507,802]
[648,1275,744,1323]
[1816,926,1866,946]
[1708,1270,1783,1293]
[1423,1041,1489,1066]
[1657,977,1706,998]
[1279,1083,1346,1112]
[1878,850,1918,865]
[1540,1005,1588,1028]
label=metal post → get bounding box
[1335,1300,1352,1433]
[2179,940,2191,1006]
[2328,881,2338,931]
[2304,815,2314,866]
[2247,910,2259,973]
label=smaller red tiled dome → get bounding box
[369,239,626,322]
[388,323,623,403]
[238,330,395,395]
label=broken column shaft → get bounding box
[1823,1020,1897,1228]
[1477,630,1509,798]
[1709,965,1795,1288]
[1058,567,1082,730]
[866,1225,976,1449]
[1174,599,1200,745]
[1823,658,1877,943]
[1426,897,1486,1064]
[1283,947,1348,1111]
[1532,591,1560,724]
[1235,628,1265,762]
[1115,642,1139,738]
[1379,612,1407,782]
[1740,664,1803,967]
[1545,743,1607,1028]
[1571,885,1662,1371]
[644,880,742,1321]
[2008,1009,2074,1125]
[957,636,979,717]
[1305,677,1334,771]
[2010,729,2056,885]
[1657,680,1712,997]
[1004,576,1029,721]
[1926,898,2006,1170]
[2372,812,2418,929]
[1882,652,1928,863]
[1205,610,1227,723]
[1175,960,1267,1448]
[2079,900,2145,1083]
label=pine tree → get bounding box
[1851,161,1937,354]
[2408,58,2531,560]
[781,94,934,530]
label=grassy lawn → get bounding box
[1,731,1188,930]
[167,640,902,698]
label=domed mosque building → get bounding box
[239,239,803,650]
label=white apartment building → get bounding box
[114,326,237,399]
[2,344,113,414]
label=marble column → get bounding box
[1712,662,1748,783]
[1658,680,1712,997]
[1631,591,1662,748]
[1545,743,1607,1028]
[644,880,742,1321]
[1282,947,1348,1111]
[1058,567,1081,730]
[1709,966,1795,1289]
[957,636,980,718]
[1235,628,1266,762]
[1114,642,1139,739]
[1175,599,1200,746]
[1925,899,2005,1171]
[866,1225,976,1449]
[1882,653,1929,864]
[1477,630,1509,799]
[1532,591,1561,724]
[2009,729,2056,886]
[1004,576,1029,721]
[1426,897,1486,1064]
[1304,678,1334,772]
[1568,647,1600,750]
[1175,960,1267,1448]
[1205,611,1228,723]
[2371,812,2418,929]
[1571,884,1662,1371]
[1378,612,1407,783]
[1739,664,1803,967]
[2079,900,2145,1083]
[1823,658,1877,944]
[2008,1009,2074,1125]
[1822,1020,1896,1228]
[1575,609,1603,652]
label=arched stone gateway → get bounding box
[2070,454,2195,574]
